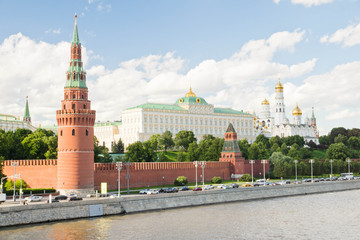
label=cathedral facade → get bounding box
[255,79,319,144]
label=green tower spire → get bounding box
[65,13,87,89]
[72,13,80,44]
[23,96,31,123]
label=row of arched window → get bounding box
[66,72,86,81]
[59,129,89,136]
[57,116,94,125]
[64,93,86,100]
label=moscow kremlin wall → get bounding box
[2,15,269,192]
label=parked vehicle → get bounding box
[203,185,214,190]
[193,187,202,191]
[230,183,239,188]
[47,198,59,203]
[69,196,83,201]
[165,187,178,193]
[293,181,302,184]
[242,183,251,187]
[179,186,190,191]
[139,189,151,194]
[157,188,166,193]
[55,195,68,200]
[0,193,6,204]
[25,195,43,202]
[147,189,159,195]
[217,184,226,189]
[303,179,312,183]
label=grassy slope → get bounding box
[311,150,326,159]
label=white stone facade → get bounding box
[0,114,36,132]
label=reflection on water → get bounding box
[1,190,360,240]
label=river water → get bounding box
[1,190,360,240]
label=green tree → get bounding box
[288,143,302,160]
[347,128,360,138]
[4,179,27,190]
[238,139,250,159]
[177,148,185,162]
[174,130,196,150]
[157,151,169,162]
[159,130,175,151]
[125,141,145,162]
[270,143,280,154]
[348,136,360,149]
[269,136,283,148]
[186,142,199,161]
[143,140,157,162]
[326,143,350,161]
[21,131,49,159]
[255,134,270,148]
[269,152,293,178]
[280,143,288,155]
[319,135,330,146]
[111,138,124,153]
[248,142,267,160]
[149,134,160,151]
[334,134,348,145]
[329,127,348,144]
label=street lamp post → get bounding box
[19,174,22,201]
[200,161,207,190]
[193,161,199,187]
[162,176,165,187]
[11,162,18,202]
[249,160,255,184]
[310,159,314,183]
[294,160,298,182]
[261,160,267,185]
[124,162,132,194]
[116,162,123,198]
[329,159,333,180]
[347,158,352,174]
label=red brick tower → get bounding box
[219,123,245,176]
[56,14,96,195]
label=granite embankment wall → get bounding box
[1,180,360,227]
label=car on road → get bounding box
[47,198,59,203]
[230,183,239,188]
[157,188,166,193]
[69,196,83,201]
[203,185,214,190]
[217,184,226,189]
[139,189,151,194]
[179,186,190,191]
[193,187,202,191]
[25,195,43,202]
[147,189,159,195]
[165,187,178,193]
[303,179,312,183]
[242,183,251,187]
[55,195,68,200]
[293,181,302,184]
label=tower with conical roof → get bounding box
[56,14,96,195]
[219,123,245,176]
[23,96,31,123]
[274,78,286,125]
[310,107,319,137]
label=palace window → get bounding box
[72,129,75,136]
[83,104,86,109]
[86,129,88,136]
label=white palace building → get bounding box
[95,88,256,149]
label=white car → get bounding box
[203,185,214,190]
[139,189,151,194]
[146,189,159,195]
[217,184,226,189]
[25,195,43,202]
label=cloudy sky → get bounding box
[0,0,360,135]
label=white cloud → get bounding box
[291,0,334,7]
[320,23,360,47]
[45,28,61,34]
[97,3,111,12]
[273,0,281,4]
[3,29,359,134]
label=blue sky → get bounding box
[0,0,360,135]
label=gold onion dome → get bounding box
[292,103,302,116]
[275,78,284,92]
[261,98,270,105]
[185,87,196,97]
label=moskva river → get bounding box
[1,190,360,240]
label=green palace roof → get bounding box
[127,103,187,111]
[175,96,208,105]
[214,108,250,115]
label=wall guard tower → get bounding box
[56,14,96,195]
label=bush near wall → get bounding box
[174,176,188,186]
[4,188,56,195]
[239,174,252,182]
[211,176,222,184]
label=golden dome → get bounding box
[292,103,302,116]
[275,78,284,92]
[185,87,196,97]
[261,98,270,105]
